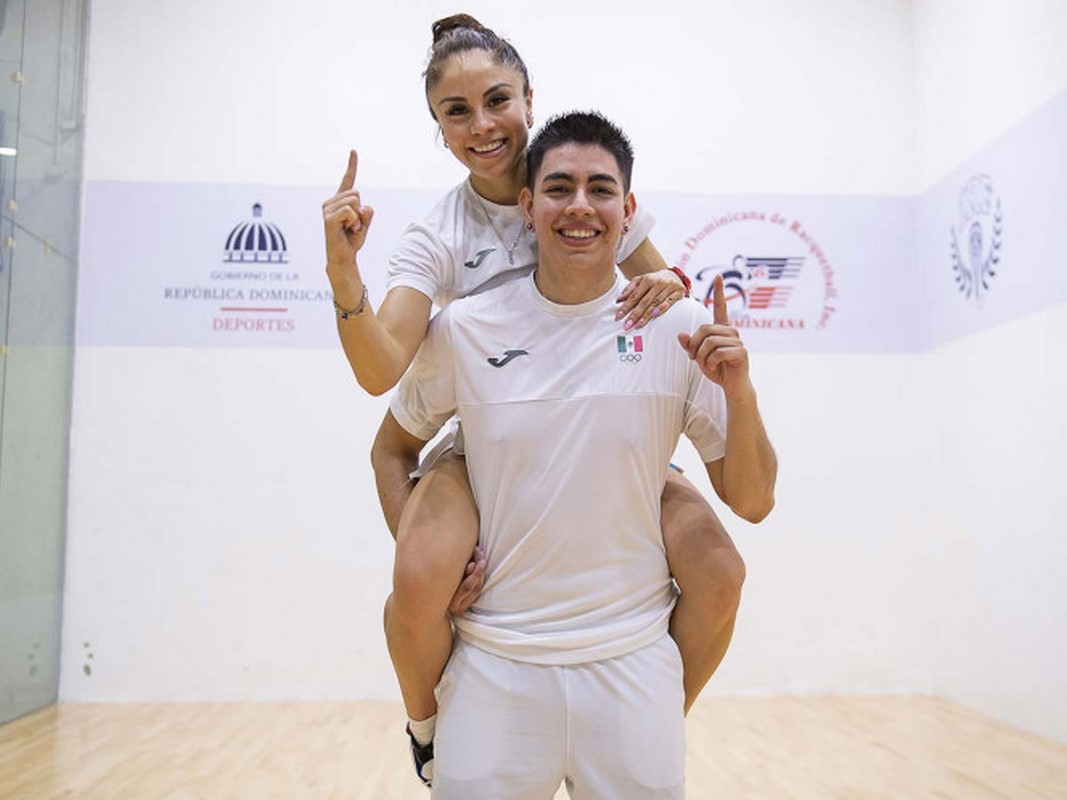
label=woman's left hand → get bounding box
[615,268,687,330]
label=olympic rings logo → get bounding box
[619,353,642,363]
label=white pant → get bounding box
[432,635,685,799]
[410,420,465,479]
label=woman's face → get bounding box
[428,49,532,194]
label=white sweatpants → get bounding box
[432,635,685,799]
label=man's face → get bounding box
[520,143,635,274]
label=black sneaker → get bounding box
[406,724,434,788]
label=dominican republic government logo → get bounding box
[162,199,329,337]
[950,175,1002,305]
[224,203,288,264]
[617,333,643,363]
[675,211,837,330]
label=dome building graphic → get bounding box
[223,203,288,263]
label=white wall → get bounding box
[82,0,916,194]
[913,0,1067,189]
[918,303,1067,743]
[910,0,1067,742]
[674,352,933,696]
[59,0,1067,743]
[62,348,400,699]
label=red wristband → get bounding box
[668,266,692,297]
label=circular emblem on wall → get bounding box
[950,175,1002,305]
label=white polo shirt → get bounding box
[386,177,655,307]
[390,273,727,665]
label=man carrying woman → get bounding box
[322,15,767,791]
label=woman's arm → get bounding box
[323,151,434,395]
[332,284,433,396]
[619,235,669,275]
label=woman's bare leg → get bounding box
[661,469,746,713]
[383,450,478,720]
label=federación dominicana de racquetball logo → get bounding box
[675,211,837,330]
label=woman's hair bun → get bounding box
[431,14,487,44]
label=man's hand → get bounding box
[448,546,487,615]
[677,274,752,400]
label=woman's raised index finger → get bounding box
[337,150,358,193]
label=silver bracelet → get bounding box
[333,285,368,320]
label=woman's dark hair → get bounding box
[424,14,530,120]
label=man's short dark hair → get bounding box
[526,111,634,193]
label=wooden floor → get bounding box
[1,696,1065,798]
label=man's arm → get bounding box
[370,410,431,539]
[704,390,777,523]
[679,274,777,523]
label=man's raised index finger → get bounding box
[337,150,358,193]
[713,273,730,325]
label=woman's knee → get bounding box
[662,494,746,605]
[391,541,459,617]
[392,514,478,621]
[708,545,746,599]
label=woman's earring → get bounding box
[624,225,630,232]
[526,222,534,231]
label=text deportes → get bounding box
[212,317,295,333]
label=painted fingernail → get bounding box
[651,308,660,318]
[623,319,634,331]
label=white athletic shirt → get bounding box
[390,274,728,665]
[386,178,655,307]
